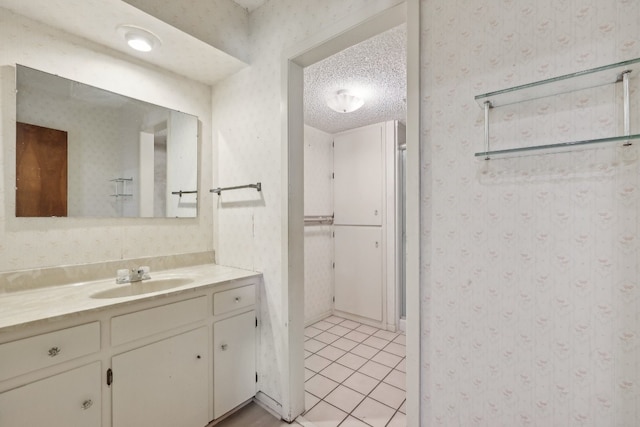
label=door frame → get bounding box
[279,0,421,424]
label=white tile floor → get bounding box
[303,315,406,427]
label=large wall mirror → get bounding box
[15,65,198,218]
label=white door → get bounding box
[0,362,101,427]
[333,124,383,226]
[334,226,383,321]
[213,310,256,419]
[112,327,209,427]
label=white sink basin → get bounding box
[90,277,193,299]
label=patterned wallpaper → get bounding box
[303,125,334,324]
[211,0,394,406]
[0,11,213,272]
[421,0,640,425]
[17,84,130,217]
[5,1,637,424]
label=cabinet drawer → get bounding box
[213,285,255,316]
[0,322,100,382]
[0,362,101,426]
[111,296,207,346]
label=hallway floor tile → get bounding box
[303,316,405,427]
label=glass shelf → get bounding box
[475,134,640,159]
[475,58,640,108]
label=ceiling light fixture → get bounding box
[117,25,161,52]
[326,89,365,113]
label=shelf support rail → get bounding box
[304,215,334,225]
[623,70,631,145]
[483,101,491,159]
[210,182,262,195]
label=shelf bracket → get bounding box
[483,101,491,159]
[623,70,631,145]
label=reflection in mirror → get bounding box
[15,65,198,218]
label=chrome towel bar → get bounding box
[171,190,198,197]
[210,182,262,195]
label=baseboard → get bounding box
[295,415,318,426]
[398,317,406,332]
[204,399,253,426]
[304,309,333,327]
[332,309,396,332]
[254,391,282,419]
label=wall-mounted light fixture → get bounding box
[326,89,365,113]
[117,25,161,52]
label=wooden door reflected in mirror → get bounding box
[16,122,68,217]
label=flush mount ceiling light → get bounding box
[117,25,161,52]
[326,89,365,113]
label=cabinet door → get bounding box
[112,327,208,427]
[213,310,256,419]
[334,124,384,226]
[334,226,383,321]
[0,362,101,427]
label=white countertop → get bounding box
[0,264,261,333]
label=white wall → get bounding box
[0,10,213,272]
[166,111,198,218]
[421,0,640,425]
[303,125,333,324]
[7,0,635,423]
[211,0,395,406]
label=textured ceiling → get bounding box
[304,24,406,135]
[232,0,267,13]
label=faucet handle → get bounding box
[139,266,151,280]
[116,269,130,284]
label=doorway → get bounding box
[16,122,68,217]
[280,1,421,424]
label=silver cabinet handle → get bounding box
[234,297,241,303]
[81,400,93,410]
[221,344,228,351]
[48,347,61,357]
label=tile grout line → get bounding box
[303,317,406,426]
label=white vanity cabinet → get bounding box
[111,327,209,427]
[212,285,257,419]
[110,297,209,427]
[0,322,101,427]
[0,362,101,426]
[213,310,256,418]
[0,268,261,427]
[107,282,258,426]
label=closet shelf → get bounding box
[475,134,639,159]
[475,57,640,108]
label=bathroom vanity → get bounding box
[0,263,260,427]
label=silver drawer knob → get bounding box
[81,400,93,410]
[48,347,61,357]
[234,297,241,303]
[221,344,228,351]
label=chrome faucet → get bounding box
[116,266,150,284]
[129,267,145,282]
